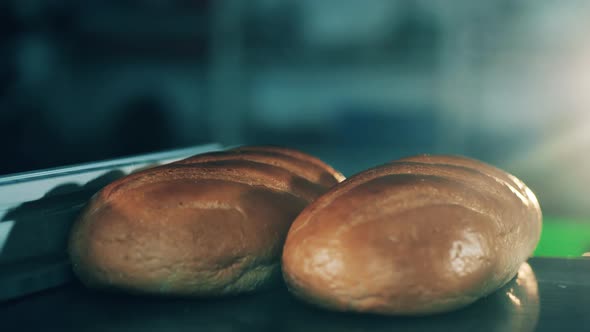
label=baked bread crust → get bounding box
[69,147,343,296]
[282,155,542,315]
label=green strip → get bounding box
[533,217,590,257]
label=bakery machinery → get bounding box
[0,143,589,332]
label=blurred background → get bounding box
[0,0,588,256]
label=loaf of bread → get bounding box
[68,146,344,296]
[282,154,542,315]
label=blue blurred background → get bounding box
[1,1,589,254]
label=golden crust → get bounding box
[282,155,542,315]
[69,146,342,296]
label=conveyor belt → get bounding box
[1,257,588,332]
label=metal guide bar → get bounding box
[0,144,222,210]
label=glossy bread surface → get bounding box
[282,155,542,315]
[69,147,344,296]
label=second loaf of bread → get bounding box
[282,154,542,315]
